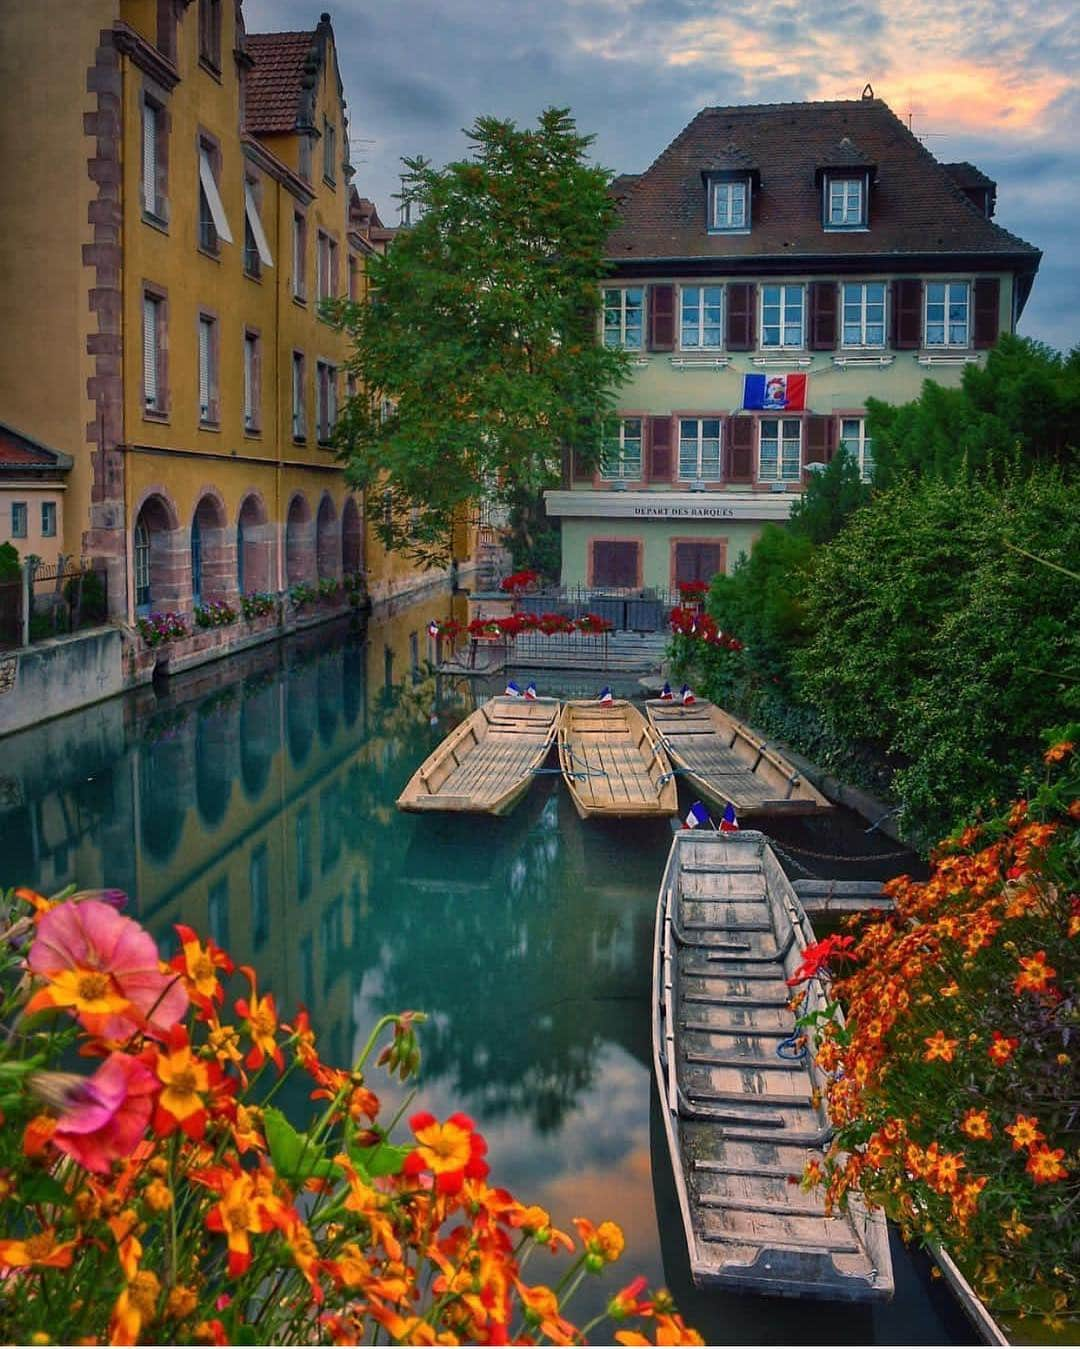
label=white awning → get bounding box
[199,147,233,244]
[244,180,273,267]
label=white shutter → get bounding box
[199,318,211,419]
[142,101,157,215]
[244,335,254,426]
[243,180,273,267]
[198,147,233,244]
[143,296,158,407]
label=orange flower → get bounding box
[195,1166,280,1277]
[0,1228,76,1270]
[923,1030,959,1063]
[1043,740,1074,764]
[1013,950,1057,996]
[153,1025,233,1140]
[959,1110,992,1141]
[508,1203,574,1253]
[234,967,283,1072]
[1026,1145,1068,1185]
[573,1217,625,1269]
[988,1031,1019,1065]
[608,1276,652,1320]
[1004,1114,1044,1152]
[111,1269,161,1346]
[402,1111,489,1195]
[514,1281,577,1346]
[170,924,232,1010]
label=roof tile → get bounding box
[244,30,316,134]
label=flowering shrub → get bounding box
[668,606,743,651]
[428,618,463,640]
[289,582,318,610]
[799,735,1079,1332]
[537,612,575,636]
[677,580,708,599]
[135,612,188,647]
[240,592,277,620]
[194,600,239,629]
[342,572,366,604]
[0,888,701,1347]
[318,578,340,600]
[574,613,613,635]
[499,568,540,594]
[466,616,504,640]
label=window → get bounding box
[711,180,748,231]
[591,539,639,588]
[826,177,864,228]
[141,96,167,220]
[925,281,970,347]
[761,284,804,348]
[142,290,166,414]
[842,282,886,347]
[292,213,306,300]
[197,142,232,253]
[41,502,56,537]
[678,418,723,480]
[680,286,723,348]
[134,520,151,612]
[602,288,643,349]
[317,232,337,302]
[674,541,724,589]
[292,352,306,440]
[198,0,221,70]
[601,418,643,480]
[759,418,802,481]
[190,513,203,604]
[243,330,260,432]
[11,502,27,539]
[316,361,337,443]
[323,116,336,184]
[198,314,217,424]
[348,254,358,302]
[840,417,874,481]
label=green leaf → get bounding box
[22,1173,69,1205]
[263,1107,340,1183]
[349,1139,411,1180]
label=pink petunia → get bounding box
[49,1052,160,1173]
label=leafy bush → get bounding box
[194,600,238,629]
[788,446,870,546]
[0,542,21,582]
[317,577,340,600]
[135,612,188,646]
[240,591,277,620]
[289,582,318,610]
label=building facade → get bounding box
[546,94,1041,592]
[0,424,73,569]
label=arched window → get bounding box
[191,514,203,605]
[134,520,151,614]
[236,516,245,594]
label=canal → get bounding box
[0,591,975,1345]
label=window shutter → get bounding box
[198,319,211,418]
[808,281,837,350]
[804,415,836,466]
[727,416,754,481]
[142,297,158,406]
[593,540,638,588]
[198,147,233,244]
[244,337,254,424]
[891,279,922,349]
[647,415,673,481]
[972,277,1000,348]
[142,101,157,214]
[648,284,675,351]
[674,542,724,587]
[244,181,274,267]
[726,282,755,351]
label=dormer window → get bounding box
[712,179,748,231]
[827,177,864,227]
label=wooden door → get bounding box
[673,541,724,587]
[592,539,640,588]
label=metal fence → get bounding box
[507,585,679,633]
[0,559,109,649]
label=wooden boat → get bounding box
[396,696,559,816]
[558,699,678,820]
[645,699,831,818]
[652,828,893,1301]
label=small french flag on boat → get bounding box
[427,619,440,638]
[505,679,522,697]
[681,684,696,706]
[659,682,674,702]
[683,800,710,830]
[524,681,538,701]
[598,686,614,706]
[719,802,740,833]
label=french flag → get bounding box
[719,803,739,833]
[659,682,674,702]
[598,686,614,707]
[427,619,440,638]
[681,684,695,706]
[683,800,710,830]
[524,681,538,701]
[743,373,807,412]
[505,680,522,697]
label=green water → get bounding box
[0,598,974,1344]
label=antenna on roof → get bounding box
[861,83,874,100]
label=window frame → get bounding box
[679,285,724,350]
[317,231,339,306]
[243,328,261,435]
[677,416,724,482]
[709,178,750,233]
[758,417,803,482]
[316,359,338,444]
[198,0,222,74]
[322,116,337,185]
[243,176,272,278]
[11,501,27,540]
[134,519,152,614]
[841,281,887,348]
[600,417,644,481]
[41,501,57,538]
[602,287,644,350]
[291,350,306,442]
[197,310,219,427]
[924,279,971,348]
[142,284,168,419]
[824,175,866,230]
[839,416,874,482]
[197,135,231,256]
[141,91,169,225]
[292,211,307,302]
[760,283,806,350]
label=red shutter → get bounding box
[727,416,754,481]
[972,277,1000,348]
[674,542,725,587]
[804,415,836,470]
[592,540,639,588]
[647,415,672,482]
[648,284,675,351]
[892,279,922,349]
[808,281,838,350]
[726,282,755,351]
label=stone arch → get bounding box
[132,488,184,616]
[285,493,315,586]
[190,490,235,608]
[316,492,340,582]
[237,491,273,595]
[341,495,363,576]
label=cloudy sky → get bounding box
[246,0,1078,352]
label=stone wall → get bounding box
[0,627,125,736]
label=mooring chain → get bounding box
[771,839,912,864]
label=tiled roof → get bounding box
[0,422,72,472]
[816,135,874,169]
[942,161,996,190]
[244,30,317,134]
[606,98,1039,262]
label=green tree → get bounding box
[787,446,869,545]
[868,335,1080,489]
[330,108,630,564]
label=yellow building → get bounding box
[0,1,458,676]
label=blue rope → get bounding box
[776,1032,808,1062]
